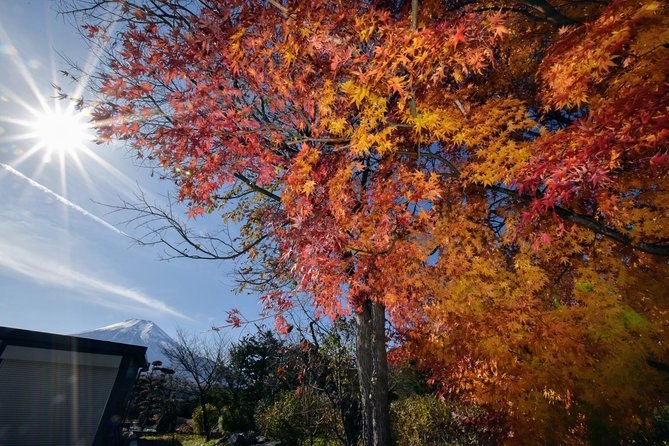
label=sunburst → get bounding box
[0,15,136,198]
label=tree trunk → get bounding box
[199,398,210,441]
[355,299,393,446]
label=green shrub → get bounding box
[391,394,504,445]
[256,391,306,445]
[256,389,339,444]
[192,403,219,437]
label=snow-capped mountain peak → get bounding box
[76,319,177,367]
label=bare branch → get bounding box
[102,190,272,261]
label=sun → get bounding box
[29,107,93,156]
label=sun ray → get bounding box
[0,131,40,144]
[79,148,146,197]
[0,90,43,120]
[0,23,50,113]
[58,152,68,199]
[69,38,106,102]
[7,144,45,167]
[0,115,37,128]
[66,150,97,195]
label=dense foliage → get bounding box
[71,0,669,442]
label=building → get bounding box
[0,326,147,446]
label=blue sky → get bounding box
[0,0,263,337]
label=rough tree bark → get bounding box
[355,299,392,446]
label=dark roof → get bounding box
[0,325,148,366]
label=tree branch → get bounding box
[488,185,669,256]
[233,172,281,202]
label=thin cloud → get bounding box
[0,162,127,236]
[0,239,190,320]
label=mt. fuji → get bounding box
[76,319,177,367]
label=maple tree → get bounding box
[67,0,669,442]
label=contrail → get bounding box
[0,239,192,320]
[1,162,127,236]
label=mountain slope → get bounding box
[76,319,177,367]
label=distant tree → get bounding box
[289,317,361,446]
[221,329,284,432]
[162,330,227,440]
